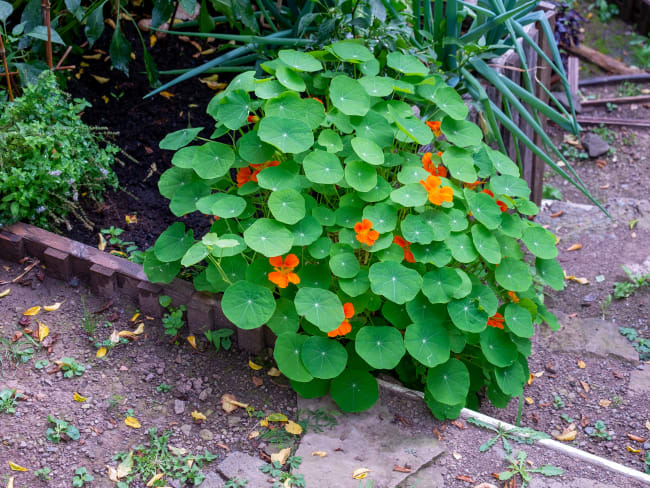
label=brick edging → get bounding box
[0,222,266,353]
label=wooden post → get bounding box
[0,32,13,101]
[41,0,53,70]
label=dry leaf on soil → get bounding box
[124,417,141,429]
[525,397,534,405]
[580,381,590,393]
[0,288,9,298]
[627,433,647,443]
[107,465,119,482]
[267,367,282,377]
[311,451,327,457]
[23,306,41,316]
[117,451,133,479]
[566,243,583,251]
[221,393,248,413]
[109,329,120,344]
[251,376,263,387]
[6,476,14,488]
[43,302,62,312]
[38,322,49,341]
[187,336,198,350]
[577,360,586,369]
[96,347,107,358]
[134,323,145,335]
[98,233,107,251]
[146,473,164,487]
[285,421,303,435]
[352,468,370,480]
[248,431,259,440]
[191,410,207,422]
[555,424,577,442]
[248,360,263,370]
[92,75,110,84]
[452,451,462,460]
[626,445,642,453]
[73,392,87,402]
[456,475,475,483]
[599,399,612,408]
[271,447,291,466]
[125,214,138,224]
[8,462,27,471]
[393,465,412,473]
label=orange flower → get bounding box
[311,97,324,105]
[393,236,416,263]
[487,312,505,330]
[482,189,507,212]
[508,291,519,303]
[268,254,300,288]
[247,115,259,123]
[419,175,454,206]
[354,219,380,246]
[426,120,442,137]
[422,152,448,178]
[328,303,355,338]
[236,166,254,187]
[464,180,484,190]
[250,160,281,181]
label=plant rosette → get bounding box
[147,41,564,419]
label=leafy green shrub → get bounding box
[0,72,117,230]
[147,42,563,418]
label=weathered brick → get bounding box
[42,247,72,281]
[237,328,264,354]
[263,326,277,348]
[162,278,194,308]
[137,281,164,317]
[187,292,219,335]
[0,232,25,262]
[89,264,116,298]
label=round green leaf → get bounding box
[258,116,314,153]
[426,358,470,406]
[159,127,203,150]
[291,216,322,246]
[243,218,294,257]
[442,147,477,183]
[359,177,392,203]
[303,150,344,184]
[294,287,344,332]
[351,111,395,148]
[495,361,526,396]
[254,79,286,99]
[256,166,299,192]
[268,189,306,225]
[339,268,370,297]
[405,322,450,368]
[480,327,518,367]
[469,284,499,317]
[222,280,276,330]
[387,52,428,76]
[464,189,502,230]
[368,261,422,304]
[317,129,343,153]
[329,252,360,279]
[169,182,211,216]
[158,167,199,199]
[351,137,384,165]
[390,184,428,207]
[495,257,532,292]
[196,193,247,218]
[330,369,378,413]
[391,111,433,145]
[308,237,332,259]
[397,164,429,185]
[504,304,534,338]
[420,210,451,241]
[362,203,397,233]
[329,75,370,116]
[143,250,181,284]
[278,49,322,72]
[521,226,558,259]
[406,295,447,324]
[448,298,488,333]
[358,76,394,97]
[301,337,348,379]
[154,223,194,262]
[330,41,374,62]
[470,224,501,264]
[410,242,451,267]
[446,208,468,232]
[290,378,330,399]
[237,130,275,164]
[276,65,306,91]
[440,117,482,147]
[216,90,251,130]
[401,214,435,244]
[312,206,336,227]
[425,390,464,420]
[274,333,313,382]
[489,175,530,199]
[535,258,565,291]
[422,268,463,304]
[345,160,377,192]
[208,233,247,257]
[297,263,331,289]
[445,233,478,263]
[181,242,209,266]
[355,326,405,369]
[428,85,468,120]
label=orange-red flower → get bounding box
[482,188,507,212]
[419,175,454,206]
[422,152,448,178]
[236,166,254,187]
[328,302,355,338]
[268,254,300,288]
[311,97,324,105]
[487,312,505,330]
[426,120,442,137]
[250,160,281,181]
[508,291,519,303]
[247,115,259,123]
[354,219,380,246]
[464,180,484,190]
[393,236,416,263]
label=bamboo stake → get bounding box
[0,32,13,101]
[42,0,53,69]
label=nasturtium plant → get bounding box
[148,41,564,419]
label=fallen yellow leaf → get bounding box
[117,451,133,478]
[285,420,303,435]
[6,475,14,488]
[43,302,62,312]
[107,465,119,482]
[566,243,583,251]
[38,321,49,341]
[311,451,327,457]
[149,34,157,48]
[118,330,137,340]
[130,313,140,322]
[564,272,589,285]
[646,420,650,431]
[109,329,120,344]
[248,360,263,370]
[146,473,164,486]
[248,431,259,439]
[527,373,534,385]
[73,392,87,402]
[102,95,110,104]
[23,306,41,316]
[82,53,102,60]
[134,323,145,335]
[626,445,641,453]
[555,425,577,442]
[260,419,268,427]
[221,393,247,413]
[599,399,612,408]
[125,214,138,224]
[160,91,175,99]
[352,468,370,480]
[92,75,110,84]
[96,347,107,358]
[577,359,586,369]
[525,397,534,405]
[580,380,590,393]
[271,447,291,465]
[124,417,141,429]
[8,462,27,471]
[0,288,10,298]
[98,232,107,251]
[267,367,282,377]
[191,410,207,422]
[187,335,198,350]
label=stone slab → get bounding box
[530,477,613,488]
[627,367,650,396]
[217,451,270,486]
[295,396,445,488]
[197,471,224,488]
[538,313,638,363]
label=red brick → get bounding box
[43,247,72,281]
[137,281,164,317]
[0,232,25,262]
[89,264,116,298]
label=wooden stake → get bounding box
[564,43,644,75]
[42,0,53,69]
[0,32,13,101]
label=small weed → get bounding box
[619,327,650,361]
[622,132,637,146]
[108,394,125,410]
[34,467,51,481]
[80,297,100,338]
[205,329,234,352]
[542,184,562,201]
[498,450,562,487]
[599,293,612,320]
[587,420,612,440]
[645,451,649,474]
[156,383,171,393]
[46,415,80,443]
[159,296,186,336]
[560,413,574,424]
[590,125,616,145]
[552,395,565,409]
[559,143,588,161]
[259,456,305,488]
[112,428,217,486]
[100,227,144,263]
[58,357,85,378]
[630,35,650,69]
[295,408,340,433]
[225,478,248,488]
[72,467,94,487]
[617,81,642,97]
[466,417,550,455]
[613,266,649,299]
[35,359,50,369]
[605,102,618,112]
[0,388,24,414]
[0,336,39,370]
